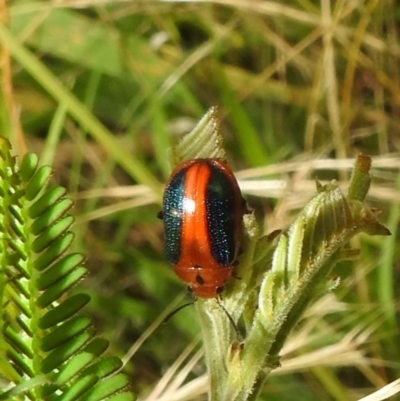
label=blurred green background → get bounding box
[1,1,399,400]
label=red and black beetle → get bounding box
[161,158,244,297]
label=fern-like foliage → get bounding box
[0,137,136,401]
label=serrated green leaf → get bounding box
[81,338,109,357]
[36,253,85,291]
[31,198,74,235]
[8,229,28,261]
[171,106,226,163]
[41,331,92,374]
[83,373,131,401]
[32,215,74,253]
[29,186,67,219]
[39,294,91,329]
[7,289,31,319]
[18,152,38,182]
[81,356,123,380]
[0,137,136,401]
[9,202,24,225]
[25,165,53,200]
[4,326,34,358]
[6,347,34,377]
[34,232,75,271]
[41,316,92,352]
[56,352,96,386]
[36,267,87,308]
[56,375,99,401]
[42,353,96,397]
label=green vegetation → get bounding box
[1,1,399,400]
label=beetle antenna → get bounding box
[164,297,243,340]
[163,300,196,324]
[216,297,242,341]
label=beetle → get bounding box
[160,158,244,297]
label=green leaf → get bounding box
[25,165,53,200]
[0,138,136,399]
[41,331,92,374]
[19,153,39,182]
[83,373,131,401]
[34,232,75,271]
[56,375,99,401]
[39,294,91,329]
[36,267,88,308]
[29,186,67,219]
[36,253,85,291]
[41,316,92,352]
[80,356,123,379]
[32,215,75,253]
[31,198,74,235]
